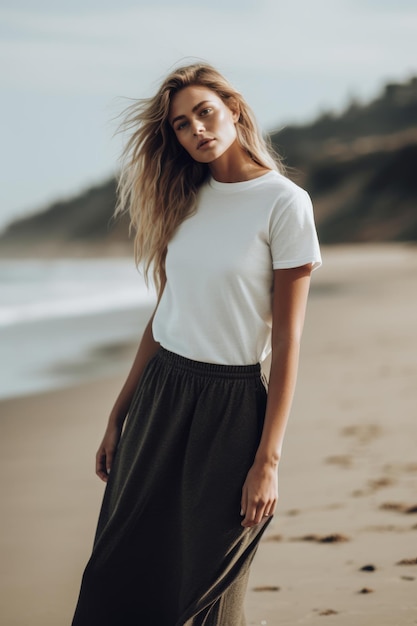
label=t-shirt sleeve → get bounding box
[269,187,322,270]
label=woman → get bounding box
[72,62,321,626]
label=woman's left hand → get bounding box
[240,461,278,527]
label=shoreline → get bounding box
[1,243,417,625]
[0,337,138,402]
[0,255,155,399]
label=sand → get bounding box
[1,243,416,625]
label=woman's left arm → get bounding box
[240,264,313,528]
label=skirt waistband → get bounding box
[157,347,261,380]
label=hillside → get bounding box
[270,76,417,242]
[2,76,417,250]
[0,178,131,253]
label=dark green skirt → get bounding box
[72,347,270,626]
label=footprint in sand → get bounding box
[358,587,374,594]
[323,503,346,511]
[360,564,376,571]
[351,489,367,497]
[382,462,417,476]
[352,477,396,498]
[379,502,417,514]
[368,477,395,491]
[318,609,339,616]
[285,508,301,516]
[264,533,283,542]
[361,524,411,533]
[325,454,353,468]
[291,533,350,544]
[397,558,417,565]
[341,424,382,444]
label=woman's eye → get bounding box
[176,121,188,131]
[200,108,212,116]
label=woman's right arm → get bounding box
[95,308,160,482]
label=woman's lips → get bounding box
[197,138,215,150]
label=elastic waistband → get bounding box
[157,347,261,380]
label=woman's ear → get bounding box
[227,96,240,123]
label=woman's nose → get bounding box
[192,120,205,135]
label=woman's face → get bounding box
[169,85,239,163]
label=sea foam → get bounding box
[0,258,155,328]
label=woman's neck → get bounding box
[209,142,270,183]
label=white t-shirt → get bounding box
[152,170,321,365]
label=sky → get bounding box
[1,0,417,231]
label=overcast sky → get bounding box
[1,0,416,230]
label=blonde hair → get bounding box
[115,62,285,294]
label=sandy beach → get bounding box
[1,244,416,625]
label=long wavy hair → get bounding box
[115,62,285,294]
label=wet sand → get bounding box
[1,244,416,625]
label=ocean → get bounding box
[0,258,156,399]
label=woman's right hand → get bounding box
[95,422,123,482]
